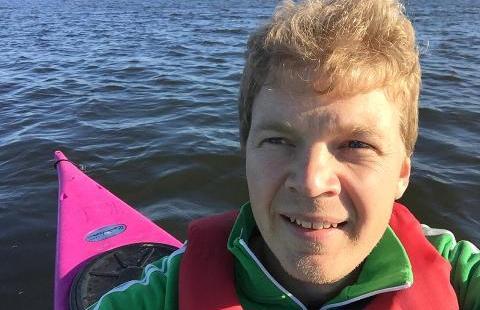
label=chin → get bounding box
[282,255,352,285]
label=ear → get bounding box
[395,156,411,200]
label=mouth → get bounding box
[280,214,347,231]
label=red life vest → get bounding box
[179,203,458,309]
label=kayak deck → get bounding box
[54,151,182,310]
[69,243,177,309]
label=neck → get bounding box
[249,232,362,308]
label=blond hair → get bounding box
[238,0,420,155]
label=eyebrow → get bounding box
[252,121,294,134]
[252,121,385,140]
[348,126,385,140]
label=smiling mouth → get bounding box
[281,215,347,230]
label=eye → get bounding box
[262,137,292,146]
[345,140,372,149]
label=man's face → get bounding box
[245,70,411,285]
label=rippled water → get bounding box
[0,0,479,308]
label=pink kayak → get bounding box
[54,150,182,310]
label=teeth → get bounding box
[301,221,311,229]
[295,219,311,229]
[287,216,340,230]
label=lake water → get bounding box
[0,0,479,308]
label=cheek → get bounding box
[246,146,285,182]
[246,151,267,204]
[341,166,398,225]
[246,150,288,210]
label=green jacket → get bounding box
[89,203,480,309]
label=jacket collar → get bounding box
[227,202,413,309]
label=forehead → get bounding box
[251,73,400,138]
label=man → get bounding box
[90,0,480,309]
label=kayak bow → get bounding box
[54,150,182,310]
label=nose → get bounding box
[285,143,341,198]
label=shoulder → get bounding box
[87,245,186,310]
[421,224,479,262]
[422,224,480,310]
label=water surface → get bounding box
[0,0,478,308]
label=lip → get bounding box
[280,214,348,242]
[281,212,348,225]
